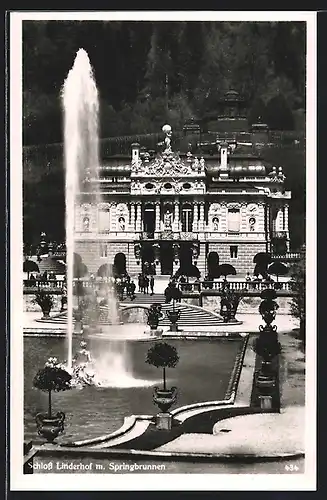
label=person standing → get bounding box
[150,275,154,295]
[144,275,149,294]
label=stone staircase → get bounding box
[119,293,222,327]
[120,292,166,305]
[48,291,222,327]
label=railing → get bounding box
[179,280,293,294]
[23,279,66,291]
[271,252,301,261]
[204,232,266,240]
[271,231,288,239]
[23,278,295,295]
[139,231,155,240]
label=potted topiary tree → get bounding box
[33,357,72,442]
[146,342,179,415]
[33,290,54,319]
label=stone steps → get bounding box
[49,301,223,327]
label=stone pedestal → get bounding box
[146,328,163,338]
[156,412,172,430]
[74,321,83,334]
[259,395,272,410]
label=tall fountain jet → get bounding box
[62,49,100,369]
[61,50,155,388]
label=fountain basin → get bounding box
[24,334,244,444]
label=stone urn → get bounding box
[166,308,181,332]
[33,291,54,319]
[153,386,178,413]
[146,304,164,331]
[35,411,65,443]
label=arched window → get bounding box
[113,253,127,276]
[182,203,193,232]
[207,251,220,278]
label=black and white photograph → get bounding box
[9,10,316,491]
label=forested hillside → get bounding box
[22,21,306,248]
[23,20,306,145]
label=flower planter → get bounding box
[166,309,181,332]
[41,308,51,319]
[146,304,164,331]
[153,386,177,413]
[35,411,65,443]
[255,374,276,396]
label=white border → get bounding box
[10,11,317,491]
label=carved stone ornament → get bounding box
[247,203,258,214]
[227,202,241,210]
[209,203,221,216]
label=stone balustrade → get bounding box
[271,252,300,261]
[179,280,293,294]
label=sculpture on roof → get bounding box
[162,124,172,153]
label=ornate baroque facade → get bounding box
[75,124,291,277]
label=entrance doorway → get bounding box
[160,242,173,275]
[207,251,220,278]
[141,242,154,270]
[179,243,193,275]
[113,252,127,276]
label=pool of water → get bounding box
[24,333,242,444]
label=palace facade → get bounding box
[74,122,291,278]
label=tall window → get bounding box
[230,245,238,259]
[182,204,193,232]
[100,243,108,258]
[98,209,110,233]
[228,208,240,232]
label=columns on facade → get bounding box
[155,202,161,232]
[258,203,265,233]
[284,204,289,232]
[136,202,142,232]
[192,202,199,232]
[173,201,179,231]
[276,206,284,232]
[284,204,290,250]
[265,204,271,240]
[198,202,205,231]
[130,202,136,230]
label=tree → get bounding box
[146,342,179,390]
[289,248,305,343]
[265,95,295,130]
[33,357,72,417]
